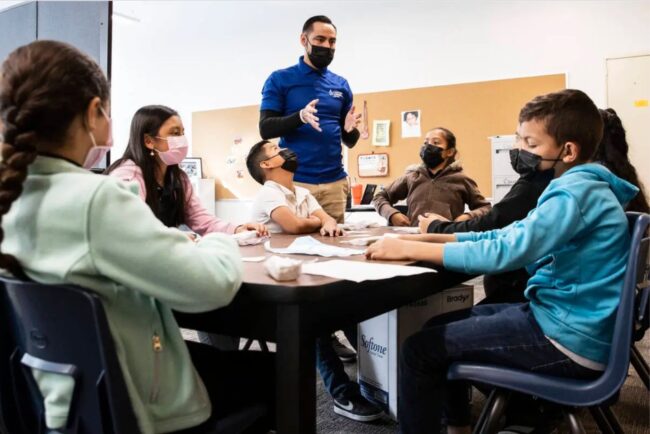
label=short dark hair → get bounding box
[246,140,271,185]
[302,15,336,33]
[518,89,603,161]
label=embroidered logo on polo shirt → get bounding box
[329,89,343,99]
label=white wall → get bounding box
[111,0,650,161]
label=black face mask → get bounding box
[420,144,445,169]
[307,43,334,69]
[509,147,564,175]
[279,148,298,173]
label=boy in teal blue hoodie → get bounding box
[365,89,639,434]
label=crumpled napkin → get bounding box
[264,256,302,281]
[232,230,269,246]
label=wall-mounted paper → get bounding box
[401,110,421,138]
[358,153,389,177]
[373,120,390,146]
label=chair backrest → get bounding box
[600,212,650,396]
[633,235,650,341]
[0,289,24,434]
[0,276,140,434]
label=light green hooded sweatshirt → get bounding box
[2,156,243,433]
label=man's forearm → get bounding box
[259,110,303,139]
[341,127,360,148]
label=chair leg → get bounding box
[473,389,508,434]
[472,389,497,434]
[631,345,650,389]
[564,409,586,434]
[241,339,271,353]
[589,406,622,434]
[601,405,624,434]
[484,391,508,434]
[241,339,253,351]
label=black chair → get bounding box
[0,277,270,434]
[447,212,650,434]
[0,277,140,434]
[0,288,23,434]
[630,234,649,389]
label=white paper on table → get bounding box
[242,256,267,262]
[340,236,383,246]
[264,236,365,257]
[302,259,436,283]
[341,230,372,236]
[391,227,421,234]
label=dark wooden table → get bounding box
[175,228,469,434]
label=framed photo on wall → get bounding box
[372,120,390,146]
[179,157,203,188]
[358,153,389,177]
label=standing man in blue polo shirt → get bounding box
[258,16,383,423]
[259,15,361,224]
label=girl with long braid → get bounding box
[0,41,274,433]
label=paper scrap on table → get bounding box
[340,236,383,246]
[391,227,420,234]
[242,256,267,262]
[264,236,365,257]
[339,221,382,231]
[341,230,372,236]
[302,259,436,283]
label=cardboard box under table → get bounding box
[357,284,474,420]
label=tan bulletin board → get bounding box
[192,74,565,199]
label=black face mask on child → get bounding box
[420,144,445,169]
[509,147,565,175]
[279,149,299,173]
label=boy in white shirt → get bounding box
[246,139,384,422]
[247,140,341,236]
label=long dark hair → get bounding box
[106,105,188,227]
[594,108,649,213]
[0,40,109,278]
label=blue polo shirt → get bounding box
[260,56,353,184]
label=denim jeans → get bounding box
[398,303,601,434]
[316,325,359,400]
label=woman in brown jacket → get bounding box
[373,127,491,226]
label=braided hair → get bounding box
[0,40,109,278]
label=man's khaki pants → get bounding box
[295,178,349,223]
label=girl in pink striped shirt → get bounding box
[107,105,265,237]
